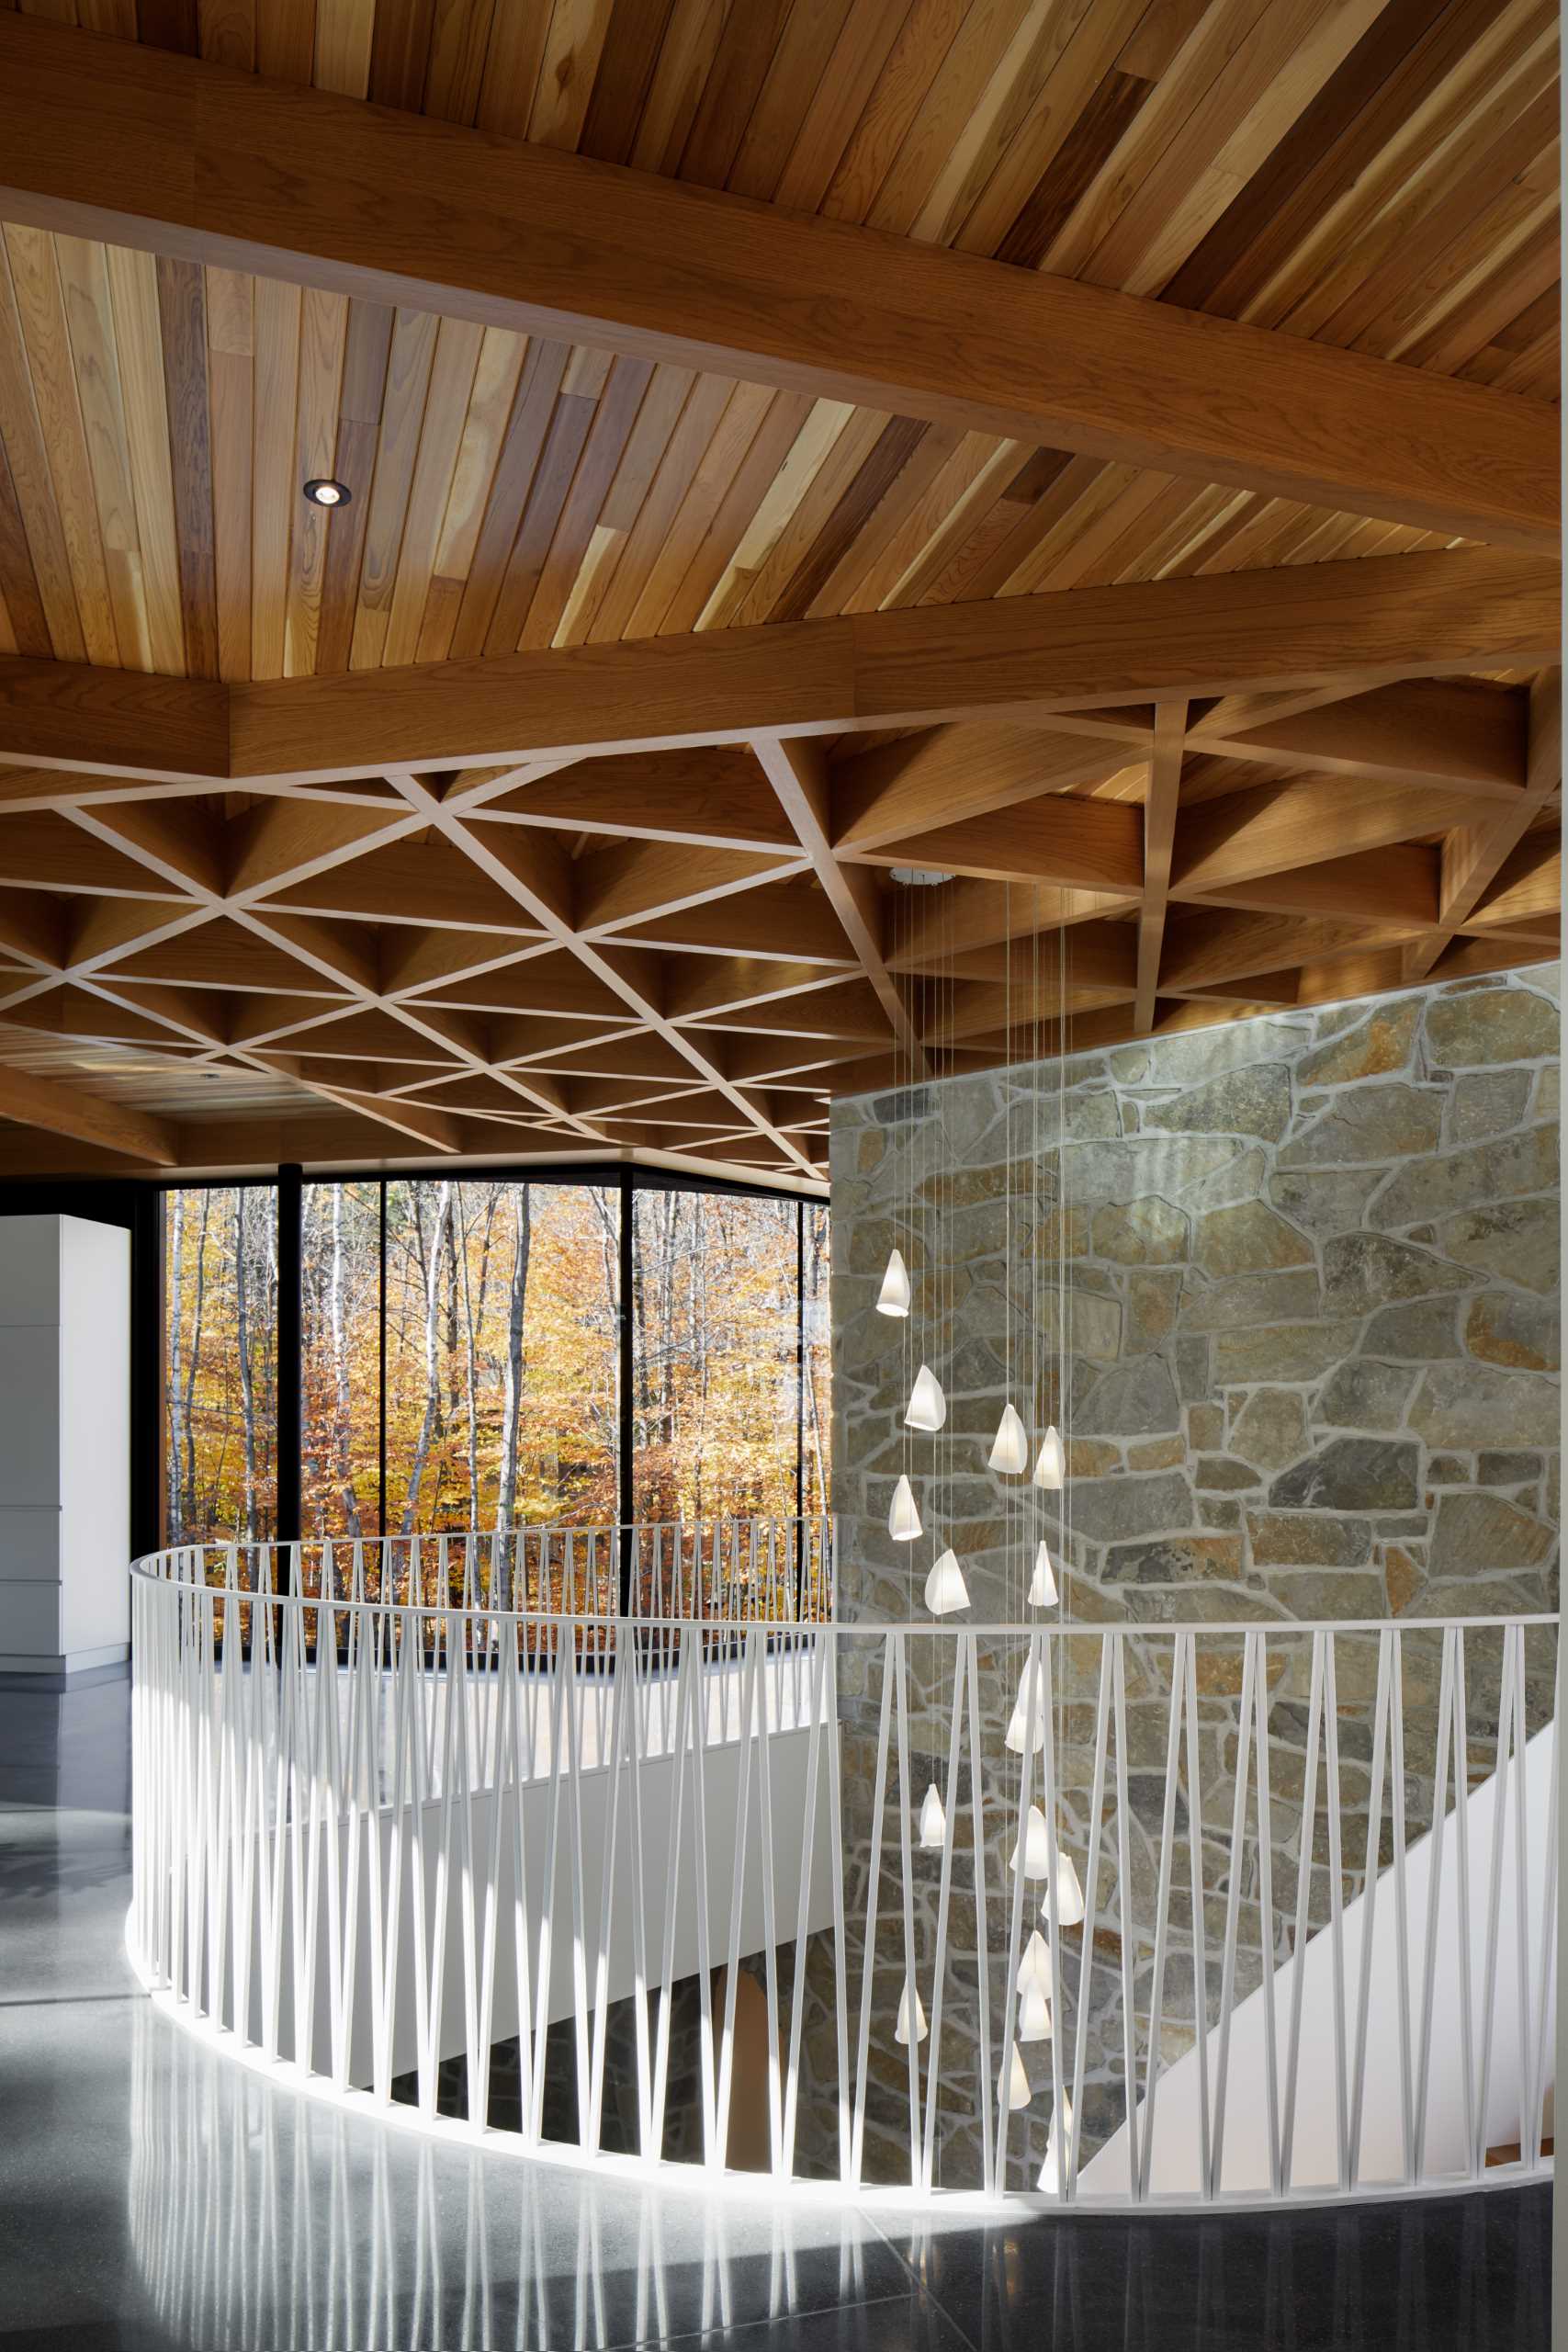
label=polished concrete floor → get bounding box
[0,1679,1550,2350]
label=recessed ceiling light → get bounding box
[302,478,351,508]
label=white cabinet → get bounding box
[0,1215,130,1681]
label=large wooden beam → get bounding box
[0,552,1555,782]
[1134,703,1185,1034]
[0,1062,177,1162]
[0,19,1554,556]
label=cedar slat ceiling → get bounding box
[0,0,1558,1186]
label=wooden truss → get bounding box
[0,549,1557,1183]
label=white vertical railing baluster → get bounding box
[998,1632,1043,2192]
[850,1633,896,2188]
[1208,1629,1258,2199]
[1111,1637,1141,2202]
[1474,1619,1520,2176]
[1450,1625,1476,2176]
[1348,1629,1393,2188]
[919,1643,966,2192]
[1280,1629,1325,2195]
[1413,1627,1458,2181]
[1139,1634,1189,2202]
[1180,1634,1213,2202]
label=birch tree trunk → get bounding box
[400,1181,452,1535]
[329,1185,362,1537]
[495,1185,533,1577]
[166,1193,185,1541]
[185,1191,211,1532]
[235,1189,260,1542]
[458,1193,480,1537]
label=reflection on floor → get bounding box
[0,1679,1551,2351]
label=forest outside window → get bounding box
[163,1173,827,1546]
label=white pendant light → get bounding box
[888,1476,921,1542]
[905,1363,946,1431]
[1039,2091,1075,2192]
[895,1984,928,2046]
[1000,2041,1032,2109]
[918,1782,947,1850]
[1045,1849,1086,1929]
[1009,1803,1051,1879]
[923,1548,970,1615]
[987,1402,1029,1476]
[1017,1978,1053,2043]
[1020,1928,1055,1998]
[1028,1539,1058,1608]
[1032,1425,1065,1489]
[1005,1658,1045,1754]
[876,1248,911,1317]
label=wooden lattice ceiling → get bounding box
[0,1,1558,1188]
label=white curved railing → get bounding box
[129,1539,1557,2210]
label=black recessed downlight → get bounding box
[303,478,351,508]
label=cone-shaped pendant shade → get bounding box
[987,1401,1029,1476]
[1032,1425,1066,1489]
[1009,1803,1051,1879]
[1001,2041,1032,2109]
[876,1248,911,1317]
[918,1782,947,1850]
[1017,1980,1054,2043]
[905,1363,946,1431]
[1020,1928,1055,1997]
[1028,1539,1059,1608]
[1046,1849,1086,1929]
[888,1476,921,1542]
[1005,1656,1045,1753]
[923,1548,970,1615]
[894,1984,928,2046]
[1038,2092,1075,2192]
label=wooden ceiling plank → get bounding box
[0,17,1556,552]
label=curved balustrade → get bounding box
[129,1536,1557,2211]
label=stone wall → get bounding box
[812,965,1560,2187]
[831,967,1559,1629]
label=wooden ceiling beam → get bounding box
[1134,702,1183,1034]
[845,794,1145,893]
[0,18,1552,553]
[0,551,1554,782]
[1402,670,1563,983]
[750,733,926,1079]
[388,773,819,1177]
[1186,677,1529,799]
[0,1062,177,1163]
[829,723,1133,852]
[1170,774,1485,896]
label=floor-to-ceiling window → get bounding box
[164,1172,824,1545]
[630,1187,801,1524]
[163,1185,278,1544]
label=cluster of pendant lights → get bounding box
[879,1245,1080,2180]
[878,1246,1061,1614]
